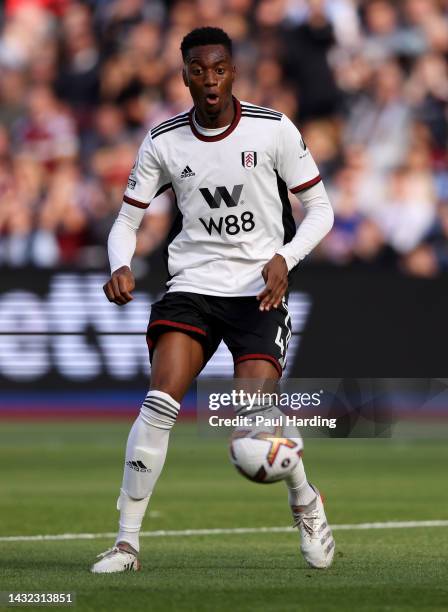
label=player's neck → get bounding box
[194,97,235,129]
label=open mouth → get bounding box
[205,93,219,105]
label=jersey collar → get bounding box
[188,97,241,142]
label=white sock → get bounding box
[285,458,317,507]
[115,489,152,552]
[115,390,180,552]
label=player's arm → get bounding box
[103,204,145,305]
[257,117,334,312]
[103,132,168,306]
[276,180,334,271]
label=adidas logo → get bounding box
[180,165,195,178]
[126,460,151,473]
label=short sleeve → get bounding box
[276,116,322,194]
[123,132,169,208]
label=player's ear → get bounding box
[231,64,236,84]
[182,67,189,87]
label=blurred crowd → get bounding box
[0,0,448,277]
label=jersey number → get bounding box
[275,326,285,356]
[199,212,255,236]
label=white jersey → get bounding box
[124,98,321,296]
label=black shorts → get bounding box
[146,291,292,376]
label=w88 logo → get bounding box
[199,211,255,236]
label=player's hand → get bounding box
[257,254,288,312]
[103,266,135,306]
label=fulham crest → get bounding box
[241,151,257,169]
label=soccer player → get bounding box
[92,27,335,573]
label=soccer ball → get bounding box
[229,425,303,484]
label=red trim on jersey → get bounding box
[148,319,207,336]
[290,175,322,194]
[234,353,282,376]
[189,97,242,142]
[123,195,149,208]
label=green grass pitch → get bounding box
[1,422,447,611]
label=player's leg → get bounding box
[116,332,204,543]
[92,294,213,573]
[234,358,317,507]
[230,298,314,501]
[92,331,204,573]
[225,297,334,568]
[234,357,334,568]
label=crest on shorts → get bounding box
[241,151,257,169]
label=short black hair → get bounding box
[180,27,233,61]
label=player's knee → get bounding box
[139,390,180,430]
[235,358,280,380]
[148,372,184,403]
